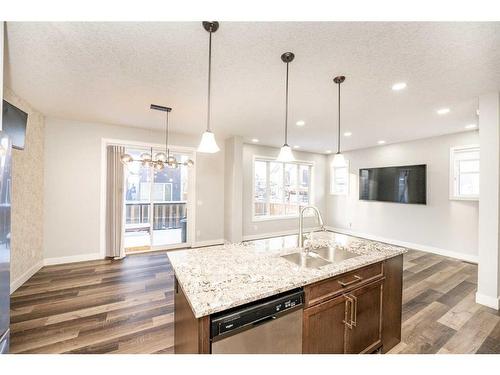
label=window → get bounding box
[253,158,313,219]
[450,145,479,200]
[123,147,191,250]
[330,161,349,195]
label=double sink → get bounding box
[281,245,360,269]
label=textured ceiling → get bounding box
[4,22,500,153]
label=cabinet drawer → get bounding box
[305,262,383,307]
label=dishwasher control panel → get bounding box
[210,289,304,339]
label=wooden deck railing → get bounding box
[125,202,187,230]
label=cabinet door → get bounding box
[303,294,347,353]
[345,279,383,354]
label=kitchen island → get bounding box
[168,231,405,354]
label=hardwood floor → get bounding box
[9,249,500,354]
[9,253,175,354]
[389,250,500,354]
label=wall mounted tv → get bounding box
[359,164,427,204]
[2,99,28,150]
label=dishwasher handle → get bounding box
[252,315,277,327]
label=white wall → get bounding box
[43,117,225,261]
[224,136,243,243]
[326,131,480,262]
[477,92,500,309]
[242,143,328,240]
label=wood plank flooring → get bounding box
[9,249,500,354]
[9,253,175,354]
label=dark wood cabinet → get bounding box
[303,270,385,354]
[344,279,383,354]
[303,294,347,353]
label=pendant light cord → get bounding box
[284,62,289,146]
[207,30,212,133]
[165,110,170,158]
[337,80,341,154]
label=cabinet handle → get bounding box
[343,296,353,329]
[338,275,362,287]
[351,295,358,327]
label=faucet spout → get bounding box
[298,205,326,249]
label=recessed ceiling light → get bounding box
[343,132,352,137]
[465,124,477,129]
[326,150,332,154]
[296,120,306,127]
[293,145,300,149]
[251,138,259,143]
[377,140,386,145]
[392,82,407,91]
[437,108,450,115]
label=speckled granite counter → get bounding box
[168,231,406,318]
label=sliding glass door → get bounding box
[123,147,193,253]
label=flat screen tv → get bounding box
[2,99,28,150]
[359,164,427,204]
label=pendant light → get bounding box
[197,21,220,153]
[332,75,347,167]
[277,52,295,162]
[120,105,194,169]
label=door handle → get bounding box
[350,295,358,327]
[338,275,362,288]
[343,296,353,329]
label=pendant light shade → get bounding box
[197,131,220,153]
[332,75,346,167]
[332,152,346,167]
[277,144,294,162]
[277,52,295,162]
[198,21,220,154]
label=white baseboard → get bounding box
[191,239,225,248]
[242,227,322,242]
[10,260,44,294]
[476,292,500,310]
[326,226,478,264]
[43,252,102,266]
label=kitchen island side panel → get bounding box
[174,277,210,354]
[381,254,403,353]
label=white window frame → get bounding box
[449,144,480,201]
[252,156,314,221]
[330,160,350,195]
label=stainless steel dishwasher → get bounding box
[210,289,304,354]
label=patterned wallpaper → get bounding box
[4,87,45,284]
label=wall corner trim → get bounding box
[326,226,478,264]
[10,260,44,294]
[475,292,500,310]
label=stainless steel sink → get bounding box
[281,246,360,269]
[280,252,331,269]
[309,246,360,263]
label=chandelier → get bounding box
[120,104,194,170]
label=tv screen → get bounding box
[2,99,28,150]
[359,164,427,204]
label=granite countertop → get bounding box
[167,231,407,318]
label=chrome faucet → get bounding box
[298,205,326,249]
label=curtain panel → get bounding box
[106,145,125,258]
